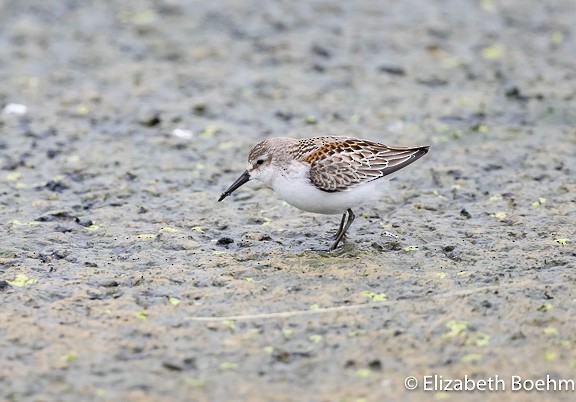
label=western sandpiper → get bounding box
[219,136,429,250]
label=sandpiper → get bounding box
[218,136,429,250]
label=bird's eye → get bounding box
[256,159,264,165]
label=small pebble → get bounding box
[2,103,28,115]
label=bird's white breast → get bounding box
[266,161,389,215]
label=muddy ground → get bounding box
[1,0,575,401]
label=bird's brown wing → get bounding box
[303,138,429,192]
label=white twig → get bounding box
[185,284,508,322]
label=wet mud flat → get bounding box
[1,0,575,401]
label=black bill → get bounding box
[218,170,251,202]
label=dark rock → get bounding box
[311,44,331,58]
[216,237,234,245]
[44,180,69,193]
[378,65,405,75]
[75,217,94,227]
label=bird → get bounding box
[218,136,429,251]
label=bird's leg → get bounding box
[333,212,347,240]
[330,209,355,251]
